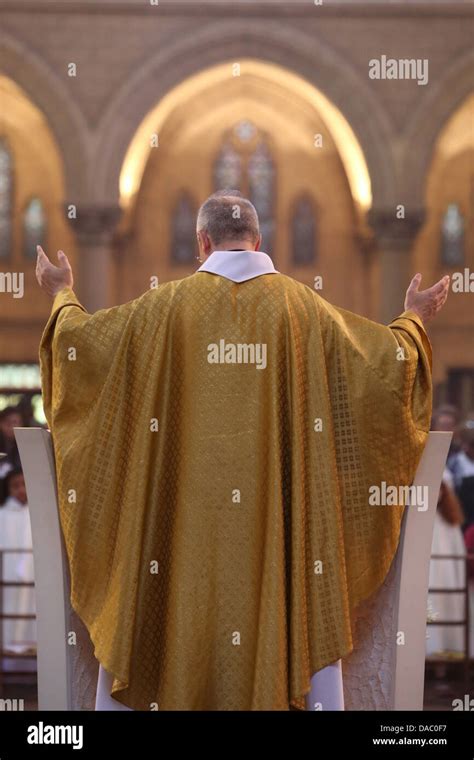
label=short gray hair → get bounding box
[196,189,260,246]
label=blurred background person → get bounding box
[0,468,36,671]
[427,468,465,661]
[0,406,22,472]
[451,422,474,529]
[432,405,461,470]
[16,396,38,429]
[427,409,466,670]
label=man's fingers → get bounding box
[36,247,46,274]
[57,250,71,270]
[433,289,447,305]
[407,273,422,294]
[428,275,450,295]
[36,246,51,276]
[36,245,49,261]
[434,286,450,312]
[436,276,450,293]
[438,290,449,307]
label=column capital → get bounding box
[64,204,122,311]
[64,204,123,244]
[368,208,425,249]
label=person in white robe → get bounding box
[427,468,466,658]
[0,469,36,671]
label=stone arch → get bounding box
[413,93,473,277]
[93,19,395,210]
[110,63,371,313]
[0,29,90,200]
[401,46,474,208]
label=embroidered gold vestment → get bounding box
[40,273,432,710]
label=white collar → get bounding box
[197,250,279,283]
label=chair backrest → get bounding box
[14,427,97,710]
[15,426,451,711]
[341,430,452,710]
[392,431,453,709]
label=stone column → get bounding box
[368,210,424,325]
[66,205,122,312]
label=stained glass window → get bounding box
[214,141,242,190]
[248,141,275,255]
[171,193,197,265]
[213,122,275,256]
[233,120,257,143]
[292,195,316,266]
[441,203,464,265]
[0,138,13,259]
[23,197,46,259]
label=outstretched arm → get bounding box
[315,272,451,443]
[36,245,141,430]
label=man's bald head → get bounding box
[196,189,260,248]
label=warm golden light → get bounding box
[0,76,65,196]
[435,94,474,160]
[119,60,372,213]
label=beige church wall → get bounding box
[367,244,382,323]
[2,4,471,202]
[0,78,76,362]
[413,94,474,391]
[280,153,364,315]
[0,2,472,360]
[120,73,364,314]
[429,327,474,392]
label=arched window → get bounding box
[171,193,197,265]
[214,141,242,190]
[23,197,47,259]
[291,195,317,266]
[0,138,13,259]
[248,141,275,256]
[213,121,275,256]
[441,203,464,266]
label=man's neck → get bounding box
[211,243,257,253]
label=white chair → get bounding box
[14,427,98,710]
[336,430,452,710]
[15,427,451,711]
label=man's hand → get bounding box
[404,273,450,324]
[36,245,73,297]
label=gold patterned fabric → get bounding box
[39,273,432,710]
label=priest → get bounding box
[36,189,449,711]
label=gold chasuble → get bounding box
[39,272,432,710]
